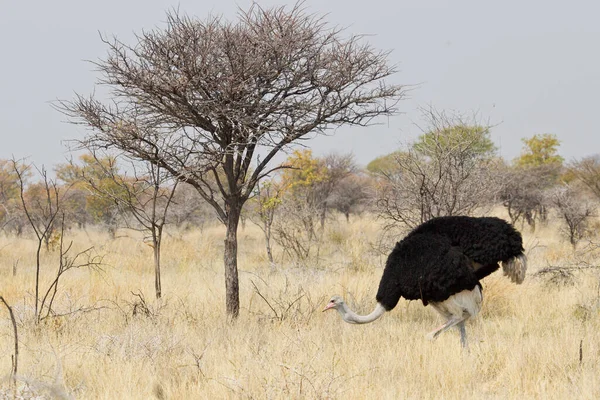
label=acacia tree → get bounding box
[58,5,404,317]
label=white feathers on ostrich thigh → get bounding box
[431,286,483,321]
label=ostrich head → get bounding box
[322,295,386,324]
[323,295,344,312]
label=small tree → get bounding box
[12,161,62,319]
[280,150,328,213]
[58,5,404,317]
[515,134,564,168]
[70,152,178,299]
[248,178,284,265]
[57,154,126,236]
[328,173,372,221]
[499,163,559,228]
[272,196,324,263]
[569,155,600,200]
[550,184,595,248]
[502,134,564,229]
[317,153,358,227]
[37,213,103,321]
[0,160,26,235]
[280,150,358,228]
[273,150,327,262]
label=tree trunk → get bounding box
[265,235,274,265]
[34,241,42,319]
[319,201,327,230]
[224,201,241,318]
[153,227,162,299]
[263,220,274,265]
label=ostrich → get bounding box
[323,216,527,347]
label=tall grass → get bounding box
[0,215,599,399]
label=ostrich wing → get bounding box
[408,216,524,265]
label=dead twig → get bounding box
[251,280,279,320]
[0,296,18,387]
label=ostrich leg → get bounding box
[426,317,470,348]
[426,298,467,341]
[426,316,466,341]
[426,286,482,346]
[457,320,468,348]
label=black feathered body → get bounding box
[375,216,525,311]
[408,216,524,266]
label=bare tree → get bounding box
[76,152,178,299]
[316,153,358,228]
[37,214,104,321]
[570,155,600,199]
[376,108,497,228]
[13,161,63,319]
[498,164,558,229]
[248,178,284,265]
[0,160,26,235]
[550,184,595,248]
[328,172,372,222]
[57,5,404,317]
[272,197,323,263]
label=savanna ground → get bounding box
[0,213,599,399]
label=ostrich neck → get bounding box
[339,302,386,324]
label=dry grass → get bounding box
[0,215,599,399]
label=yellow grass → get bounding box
[0,215,599,399]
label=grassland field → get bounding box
[0,212,599,399]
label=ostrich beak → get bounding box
[322,302,335,312]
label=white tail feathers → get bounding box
[502,254,527,284]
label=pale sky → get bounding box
[1,0,599,168]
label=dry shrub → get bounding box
[327,227,347,247]
[248,279,325,326]
[535,266,579,287]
